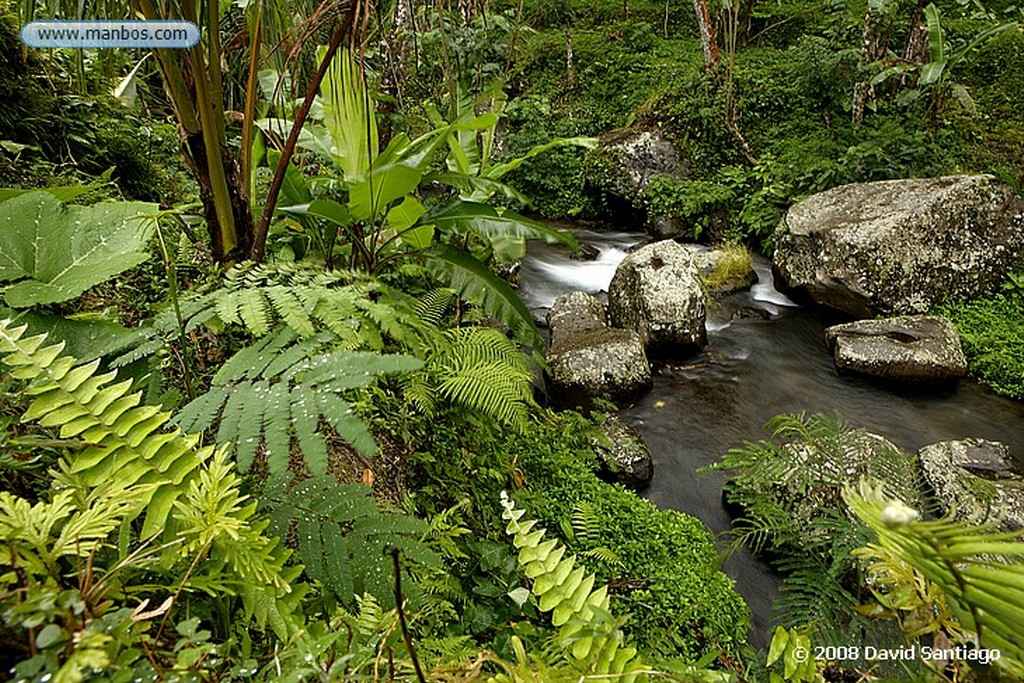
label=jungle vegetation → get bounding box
[1,0,1023,681]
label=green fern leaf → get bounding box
[175,329,422,476]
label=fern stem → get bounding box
[154,217,194,398]
[389,545,426,683]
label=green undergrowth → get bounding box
[937,271,1024,400]
[405,406,751,666]
[497,2,1024,248]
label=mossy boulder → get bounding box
[919,439,1024,531]
[589,416,653,490]
[608,240,707,355]
[773,175,1024,317]
[546,291,652,408]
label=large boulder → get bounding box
[548,290,606,345]
[547,292,652,408]
[918,439,1024,530]
[608,240,707,354]
[593,128,689,201]
[589,417,654,490]
[824,315,967,382]
[590,128,691,238]
[773,175,1024,317]
[722,418,919,548]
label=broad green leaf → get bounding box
[924,4,945,65]
[508,586,531,607]
[919,60,947,86]
[767,626,789,666]
[280,199,351,227]
[0,192,155,308]
[319,47,378,181]
[424,244,544,349]
[10,309,142,361]
[267,149,312,207]
[0,182,105,205]
[386,196,426,230]
[485,136,597,180]
[348,162,424,222]
[400,224,434,250]
[429,201,577,249]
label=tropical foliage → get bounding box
[2,0,1022,680]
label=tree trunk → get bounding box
[692,0,720,68]
[566,29,574,85]
[180,131,253,262]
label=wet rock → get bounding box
[824,315,967,382]
[589,128,692,238]
[572,242,601,261]
[773,175,1024,317]
[548,291,606,343]
[724,422,919,544]
[589,416,653,490]
[649,214,687,240]
[608,240,707,355]
[593,127,690,200]
[547,292,651,408]
[919,439,1024,530]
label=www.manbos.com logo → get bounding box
[21,20,199,48]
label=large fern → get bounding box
[406,327,535,432]
[261,475,442,607]
[0,320,301,637]
[183,262,435,350]
[498,491,648,683]
[175,328,422,476]
[704,413,918,639]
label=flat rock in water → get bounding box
[824,315,967,382]
[919,439,1024,530]
[773,175,1024,317]
[589,416,654,490]
[608,240,707,355]
[547,292,652,408]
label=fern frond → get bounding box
[415,287,456,326]
[498,492,647,683]
[263,476,441,606]
[0,320,301,638]
[190,262,437,352]
[846,481,1024,676]
[419,327,535,431]
[175,329,422,476]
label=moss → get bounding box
[702,243,754,292]
[409,408,751,664]
[936,273,1024,401]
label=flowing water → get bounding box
[520,228,1024,646]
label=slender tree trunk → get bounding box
[692,0,720,68]
[565,29,574,85]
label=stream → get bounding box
[519,227,1024,647]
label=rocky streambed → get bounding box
[518,195,1024,642]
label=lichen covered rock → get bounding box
[608,240,707,354]
[546,292,652,408]
[919,439,1024,530]
[773,175,1024,317]
[590,416,654,490]
[824,315,967,382]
